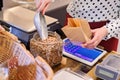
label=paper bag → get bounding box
[62,18,92,43]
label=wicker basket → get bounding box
[0,30,54,80]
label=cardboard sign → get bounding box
[62,18,92,43]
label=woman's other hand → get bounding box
[35,0,52,14]
[81,27,108,49]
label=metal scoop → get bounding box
[34,12,48,40]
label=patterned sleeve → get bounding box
[103,19,120,40]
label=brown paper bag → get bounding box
[62,18,92,43]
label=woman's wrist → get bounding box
[52,0,55,2]
[103,25,111,40]
[101,26,108,37]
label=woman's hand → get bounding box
[35,0,52,14]
[0,25,5,31]
[81,26,108,49]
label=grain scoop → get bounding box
[34,12,48,40]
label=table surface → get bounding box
[52,51,118,80]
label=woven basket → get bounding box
[0,30,54,80]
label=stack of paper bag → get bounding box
[62,18,92,44]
